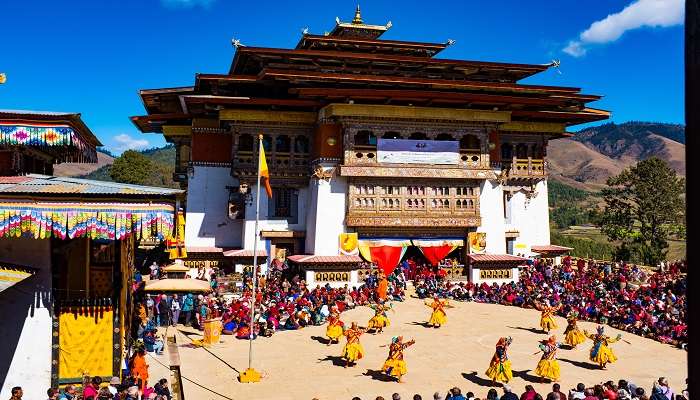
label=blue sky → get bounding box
[0,0,684,153]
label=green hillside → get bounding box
[82,145,178,188]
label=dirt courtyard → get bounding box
[149,293,687,400]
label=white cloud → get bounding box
[563,0,684,57]
[111,134,149,153]
[160,0,215,8]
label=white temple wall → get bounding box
[508,180,551,255]
[304,174,347,255]
[0,238,52,400]
[531,179,551,246]
[242,185,309,250]
[478,180,506,254]
[185,166,243,248]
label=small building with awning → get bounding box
[467,253,527,284]
[286,254,363,288]
[531,244,573,265]
[0,109,184,399]
[0,174,183,394]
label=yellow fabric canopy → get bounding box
[144,278,211,292]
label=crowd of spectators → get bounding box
[341,377,687,400]
[133,264,406,342]
[413,257,687,348]
[39,375,172,400]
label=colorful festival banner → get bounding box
[468,232,487,254]
[339,232,359,256]
[166,209,187,259]
[0,201,174,240]
[377,138,459,165]
[0,123,97,162]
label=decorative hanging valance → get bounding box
[0,201,174,240]
[411,239,463,266]
[358,239,411,275]
[0,123,97,162]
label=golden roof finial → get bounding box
[352,4,363,24]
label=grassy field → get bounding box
[553,225,686,263]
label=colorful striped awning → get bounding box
[0,200,175,240]
[0,123,97,162]
[0,264,35,293]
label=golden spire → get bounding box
[352,4,363,24]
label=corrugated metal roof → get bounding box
[0,174,184,196]
[468,254,527,263]
[287,255,363,264]
[531,245,573,253]
[0,109,78,116]
[222,249,267,257]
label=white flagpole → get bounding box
[248,134,263,371]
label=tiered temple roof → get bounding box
[132,6,609,135]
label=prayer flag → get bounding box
[259,140,273,198]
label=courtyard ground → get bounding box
[148,293,687,400]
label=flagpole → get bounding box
[241,134,263,383]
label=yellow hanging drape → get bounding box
[58,309,114,380]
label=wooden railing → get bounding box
[500,157,547,177]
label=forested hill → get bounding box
[79,145,177,188]
[547,121,685,191]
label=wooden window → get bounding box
[295,136,309,153]
[275,135,291,152]
[238,134,254,151]
[460,134,481,150]
[269,188,298,223]
[354,130,377,146]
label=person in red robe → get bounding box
[377,273,388,302]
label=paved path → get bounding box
[148,295,687,400]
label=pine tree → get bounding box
[600,157,685,265]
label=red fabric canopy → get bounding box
[369,245,405,275]
[419,244,456,266]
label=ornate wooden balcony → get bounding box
[498,157,546,177]
[346,180,481,227]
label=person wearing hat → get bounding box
[534,335,562,382]
[381,336,416,383]
[108,377,120,396]
[341,322,366,368]
[426,295,449,328]
[325,306,345,345]
[563,311,586,349]
[534,300,562,334]
[583,325,623,369]
[366,300,392,334]
[485,336,513,384]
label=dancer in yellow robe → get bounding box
[563,311,586,348]
[367,301,391,334]
[426,296,449,328]
[534,335,561,382]
[381,336,416,383]
[485,336,513,384]
[325,307,344,345]
[535,301,561,333]
[342,322,366,368]
[584,325,622,369]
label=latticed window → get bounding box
[269,187,298,222]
